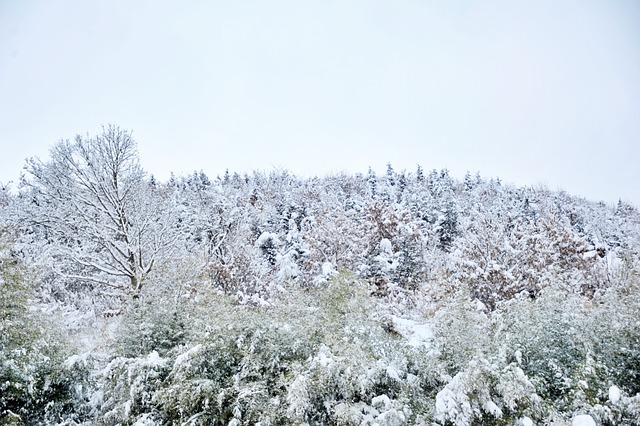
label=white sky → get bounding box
[1,0,639,205]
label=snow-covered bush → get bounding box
[432,292,540,425]
[270,273,441,424]
[116,289,187,358]
[587,271,640,396]
[432,291,491,374]
[99,351,169,425]
[435,357,538,425]
[92,272,445,424]
[432,269,640,424]
[579,272,640,425]
[154,319,312,424]
[499,278,640,423]
[0,230,92,424]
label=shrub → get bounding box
[1,231,91,424]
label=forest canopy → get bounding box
[1,126,639,425]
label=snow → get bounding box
[145,350,165,368]
[390,316,433,346]
[313,346,334,367]
[372,394,392,411]
[333,403,362,424]
[435,374,473,425]
[132,413,157,425]
[379,238,393,254]
[255,231,279,247]
[173,344,203,368]
[609,385,621,403]
[321,261,334,276]
[376,408,406,425]
[572,414,596,426]
[386,365,401,381]
[514,349,523,365]
[483,400,503,418]
[286,375,310,418]
[521,416,534,426]
[63,352,91,369]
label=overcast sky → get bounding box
[1,0,639,205]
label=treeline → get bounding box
[5,126,638,307]
[1,126,639,425]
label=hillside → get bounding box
[1,127,639,425]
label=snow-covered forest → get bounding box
[1,126,639,425]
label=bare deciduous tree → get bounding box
[18,125,176,296]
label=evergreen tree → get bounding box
[416,164,425,183]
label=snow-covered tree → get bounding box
[16,125,176,297]
[0,228,92,424]
[4,138,640,424]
